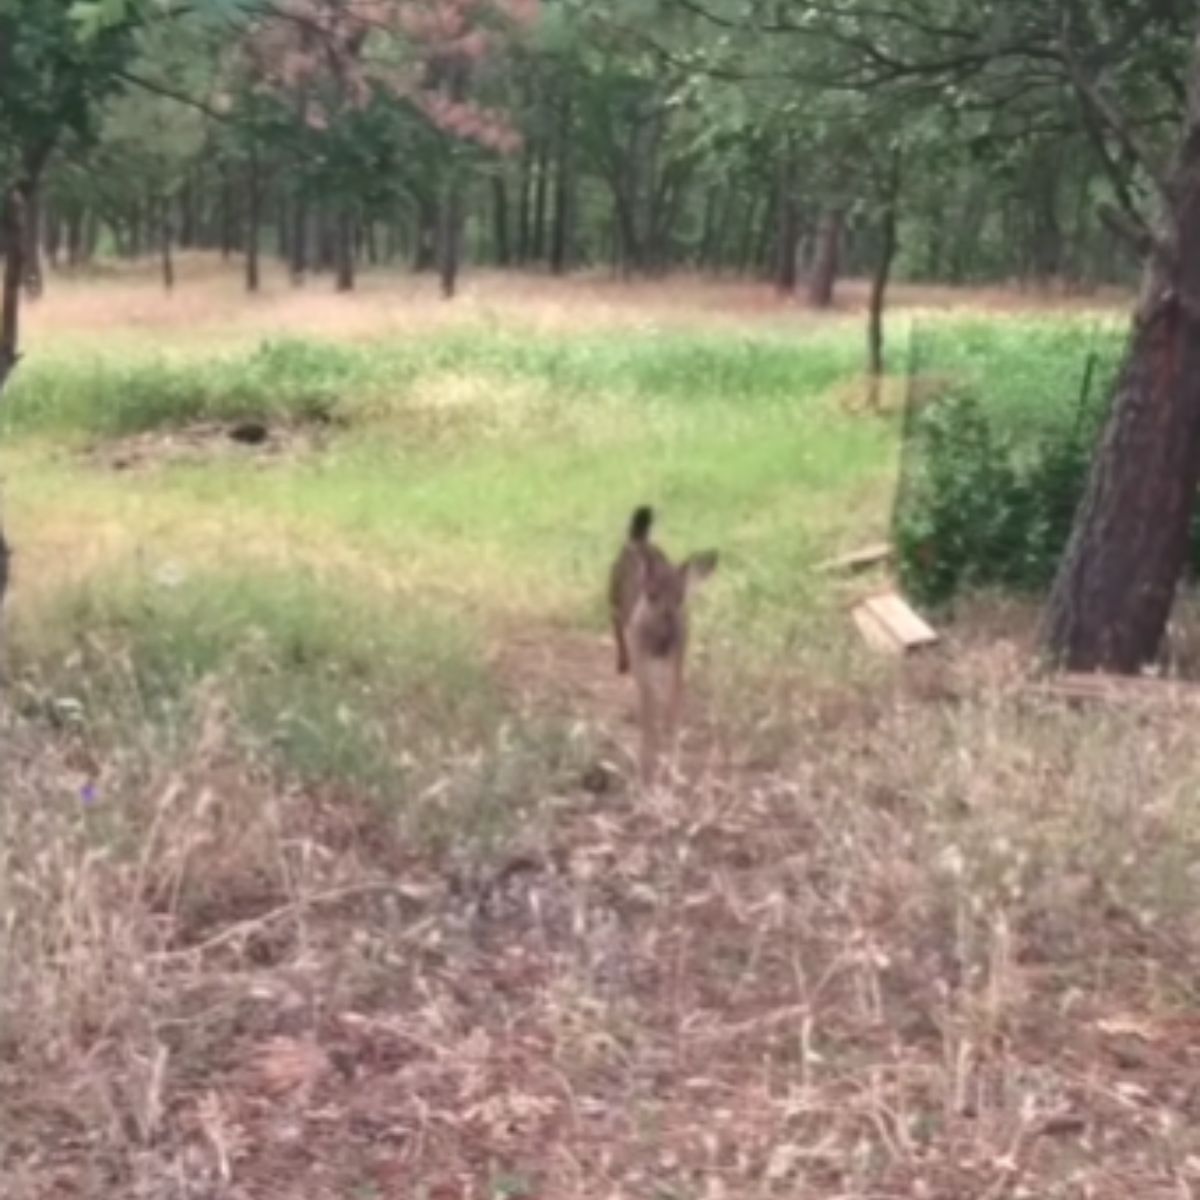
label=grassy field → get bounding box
[8,263,1200,1199]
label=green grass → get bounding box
[7,566,497,800]
[0,309,1121,785]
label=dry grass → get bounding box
[5,621,1200,1199]
[23,254,1131,355]
[6,262,1193,1199]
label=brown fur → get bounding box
[608,507,717,783]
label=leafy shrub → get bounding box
[894,390,1104,607]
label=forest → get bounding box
[4,3,1200,1198]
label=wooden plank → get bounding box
[819,542,893,575]
[851,589,939,654]
[852,602,903,654]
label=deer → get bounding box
[608,505,718,784]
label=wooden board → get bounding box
[851,590,939,654]
[819,542,893,575]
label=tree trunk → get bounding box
[550,95,573,276]
[23,187,43,300]
[336,207,355,292]
[316,207,336,272]
[128,199,144,260]
[532,139,549,264]
[737,197,760,273]
[290,192,308,284]
[754,189,776,277]
[438,177,462,300]
[1042,37,1200,672]
[220,166,235,261]
[775,143,799,293]
[160,196,175,293]
[66,206,85,267]
[413,192,437,271]
[866,154,901,410]
[1,185,28,393]
[491,175,511,266]
[179,174,198,248]
[809,206,845,308]
[44,202,62,271]
[276,195,290,262]
[516,142,533,264]
[698,186,719,271]
[245,147,261,293]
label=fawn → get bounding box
[608,506,718,783]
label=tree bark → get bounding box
[245,146,261,293]
[1,185,28,393]
[438,176,462,299]
[809,206,845,308]
[160,195,175,293]
[775,142,799,293]
[1042,32,1200,672]
[491,175,511,266]
[532,138,549,264]
[22,186,43,299]
[336,206,356,292]
[516,142,532,264]
[44,202,62,271]
[220,165,235,261]
[179,174,197,249]
[866,153,901,409]
[550,94,574,276]
[290,191,308,284]
[66,206,85,267]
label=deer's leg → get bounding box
[613,614,630,675]
[665,649,685,760]
[632,652,659,785]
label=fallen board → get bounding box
[1030,672,1200,707]
[851,590,939,654]
[819,542,893,575]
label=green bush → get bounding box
[894,390,1104,607]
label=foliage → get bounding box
[894,390,1106,607]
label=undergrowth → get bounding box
[6,567,499,800]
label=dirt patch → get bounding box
[85,418,335,472]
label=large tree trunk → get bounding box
[809,206,845,307]
[1042,38,1200,672]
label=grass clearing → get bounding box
[6,266,1196,1199]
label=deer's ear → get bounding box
[682,550,718,592]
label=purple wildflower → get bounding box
[80,782,98,808]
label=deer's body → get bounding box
[608,506,717,783]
